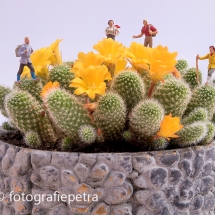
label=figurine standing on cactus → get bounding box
[132,19,158,48]
[196,45,215,85]
[105,20,120,41]
[16,37,37,82]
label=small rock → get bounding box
[91,202,110,215]
[31,151,51,169]
[74,163,89,183]
[150,168,167,188]
[190,195,204,211]
[110,203,132,215]
[104,171,126,187]
[51,152,78,169]
[78,154,96,167]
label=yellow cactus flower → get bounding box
[72,52,104,76]
[115,58,128,75]
[149,45,178,83]
[70,65,111,99]
[21,48,54,80]
[157,113,183,140]
[125,42,152,71]
[93,38,125,64]
[48,39,63,65]
[41,81,60,99]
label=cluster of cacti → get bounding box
[0,39,215,152]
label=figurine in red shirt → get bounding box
[132,19,158,48]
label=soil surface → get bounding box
[0,127,181,153]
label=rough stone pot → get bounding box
[0,136,215,215]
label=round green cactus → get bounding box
[153,79,191,117]
[5,91,57,144]
[24,131,41,148]
[175,59,188,72]
[94,93,126,140]
[0,85,11,117]
[42,88,92,142]
[151,137,168,150]
[182,68,202,90]
[14,78,43,103]
[171,122,207,147]
[182,108,208,125]
[184,85,215,119]
[111,71,145,109]
[199,122,215,145]
[122,130,132,142]
[49,64,75,93]
[129,99,164,137]
[78,125,97,144]
[2,121,16,131]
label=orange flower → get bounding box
[148,45,178,83]
[41,81,60,98]
[157,113,183,140]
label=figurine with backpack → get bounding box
[132,19,158,47]
[15,37,37,83]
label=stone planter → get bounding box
[0,129,215,214]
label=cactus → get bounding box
[139,70,151,92]
[63,61,74,68]
[2,121,16,131]
[122,130,132,142]
[171,122,207,147]
[78,125,97,144]
[42,88,92,142]
[175,59,188,72]
[0,85,11,117]
[111,71,145,109]
[24,131,41,148]
[199,122,215,145]
[5,91,57,144]
[14,78,44,103]
[49,64,75,93]
[153,79,191,117]
[182,67,202,90]
[94,93,126,140]
[61,137,72,151]
[151,137,168,150]
[184,85,215,119]
[130,99,164,137]
[182,108,208,125]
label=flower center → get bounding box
[88,82,97,90]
